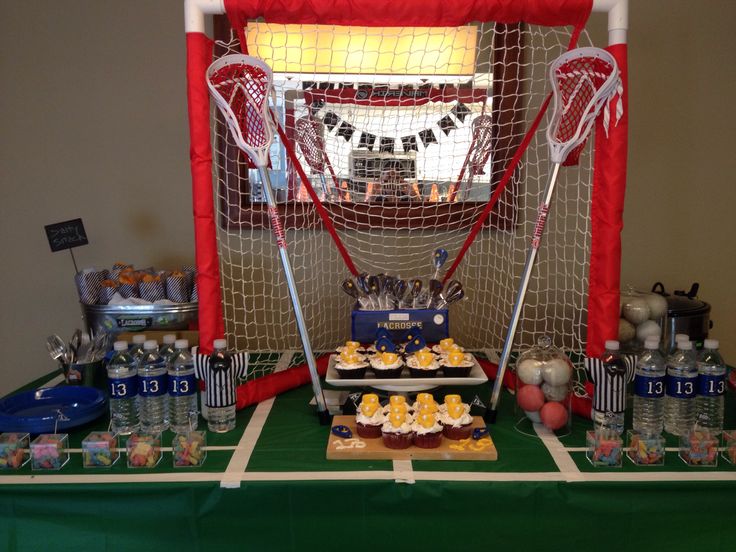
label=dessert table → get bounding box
[1,351,735,551]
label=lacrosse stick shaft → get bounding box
[447,138,475,202]
[487,163,561,422]
[317,174,330,201]
[258,166,330,423]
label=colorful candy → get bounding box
[126,433,161,468]
[723,430,736,465]
[680,430,718,466]
[627,431,665,465]
[0,433,30,469]
[31,434,69,470]
[586,430,622,467]
[82,432,119,468]
[172,431,207,468]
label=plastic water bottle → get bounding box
[592,340,627,435]
[138,340,168,433]
[695,339,726,434]
[129,334,148,361]
[207,339,237,433]
[159,334,177,361]
[107,340,139,434]
[632,337,666,436]
[168,339,198,433]
[664,340,697,436]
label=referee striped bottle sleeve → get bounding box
[194,351,249,408]
[585,354,636,413]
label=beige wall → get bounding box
[1,1,734,396]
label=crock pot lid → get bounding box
[666,294,710,315]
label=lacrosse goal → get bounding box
[184,0,629,396]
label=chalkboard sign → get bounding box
[44,218,88,252]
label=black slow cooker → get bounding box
[651,282,712,352]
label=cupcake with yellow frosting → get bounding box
[334,349,369,379]
[437,394,471,415]
[440,348,474,377]
[381,410,414,449]
[405,349,440,378]
[335,340,367,355]
[432,338,463,356]
[370,352,404,379]
[410,392,440,416]
[412,409,444,448]
[440,399,474,440]
[355,394,384,438]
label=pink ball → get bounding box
[540,401,569,431]
[517,384,545,412]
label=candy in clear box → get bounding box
[82,431,119,468]
[514,336,573,435]
[31,434,69,470]
[586,429,623,467]
[126,433,161,468]
[172,431,206,468]
[722,430,736,465]
[0,432,30,469]
[626,430,665,466]
[679,428,718,467]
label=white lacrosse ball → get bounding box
[542,382,569,402]
[618,318,636,343]
[517,359,544,385]
[525,410,542,424]
[643,293,668,320]
[541,358,571,386]
[622,296,650,325]
[636,320,662,342]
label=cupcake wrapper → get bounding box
[413,432,443,449]
[117,282,139,299]
[75,271,106,305]
[356,423,382,439]
[382,432,414,450]
[166,276,188,303]
[99,286,118,305]
[139,281,166,302]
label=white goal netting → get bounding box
[211,21,595,369]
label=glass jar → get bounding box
[619,286,666,352]
[514,336,574,435]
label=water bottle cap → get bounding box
[704,339,719,349]
[644,337,659,349]
[680,340,693,350]
[113,341,128,351]
[143,340,158,350]
[604,340,620,351]
[175,339,189,349]
[213,339,227,350]
[162,334,176,344]
[132,334,146,344]
[675,333,689,343]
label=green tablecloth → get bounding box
[1,356,735,551]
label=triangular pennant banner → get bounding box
[379,137,395,153]
[336,121,355,141]
[438,115,457,136]
[322,112,339,132]
[310,99,325,117]
[418,128,438,147]
[451,102,471,122]
[358,132,376,151]
[401,135,418,153]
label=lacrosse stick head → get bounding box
[206,54,276,168]
[469,114,493,175]
[295,116,327,173]
[546,47,622,165]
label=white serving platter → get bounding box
[325,354,488,392]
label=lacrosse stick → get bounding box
[206,54,330,424]
[295,116,340,201]
[448,114,493,202]
[487,47,623,423]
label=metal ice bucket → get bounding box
[81,302,198,336]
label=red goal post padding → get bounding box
[186,0,627,405]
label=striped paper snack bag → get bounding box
[190,280,198,302]
[181,265,196,301]
[110,262,133,281]
[74,268,108,305]
[99,279,119,305]
[165,271,188,303]
[139,273,166,302]
[117,271,139,299]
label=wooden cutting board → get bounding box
[326,415,497,461]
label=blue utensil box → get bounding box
[351,308,449,343]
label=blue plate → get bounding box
[0,386,107,434]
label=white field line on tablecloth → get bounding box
[219,351,295,489]
[39,374,66,388]
[392,459,415,484]
[534,424,583,482]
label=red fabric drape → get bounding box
[186,33,225,355]
[586,43,628,359]
[225,0,592,28]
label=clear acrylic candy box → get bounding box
[626,430,665,466]
[82,431,119,468]
[31,433,69,470]
[586,429,623,467]
[172,431,207,468]
[0,432,30,469]
[679,429,718,467]
[126,433,161,468]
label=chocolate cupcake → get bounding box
[440,401,474,440]
[440,350,474,377]
[334,351,369,379]
[381,411,414,449]
[412,410,443,449]
[355,397,384,439]
[405,349,440,378]
[370,352,404,379]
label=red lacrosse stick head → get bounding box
[547,47,621,166]
[206,55,275,168]
[469,114,493,176]
[295,117,327,173]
